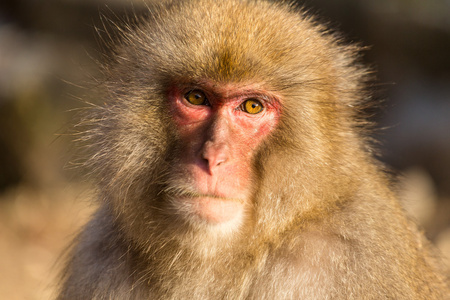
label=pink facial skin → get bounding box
[168,82,281,224]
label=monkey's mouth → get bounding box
[163,184,244,203]
[184,192,242,202]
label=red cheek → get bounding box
[233,111,279,146]
[170,98,210,129]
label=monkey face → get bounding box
[163,81,281,227]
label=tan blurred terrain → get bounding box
[0,184,96,300]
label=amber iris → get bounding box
[242,99,263,114]
[185,89,207,105]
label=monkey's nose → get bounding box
[201,141,229,174]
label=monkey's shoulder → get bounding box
[58,208,151,299]
[273,197,450,299]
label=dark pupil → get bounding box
[195,94,201,99]
[252,103,257,108]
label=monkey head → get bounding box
[85,0,368,250]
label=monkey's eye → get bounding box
[185,89,208,105]
[241,99,264,114]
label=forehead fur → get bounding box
[119,0,337,87]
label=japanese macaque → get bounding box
[58,0,450,299]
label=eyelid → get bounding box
[246,96,275,110]
[244,94,274,105]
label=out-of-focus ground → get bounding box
[0,0,449,299]
[0,184,96,300]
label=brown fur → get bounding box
[58,0,450,299]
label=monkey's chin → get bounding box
[178,196,245,225]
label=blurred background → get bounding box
[0,0,449,299]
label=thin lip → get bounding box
[180,194,243,203]
[163,186,244,203]
[170,192,244,204]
